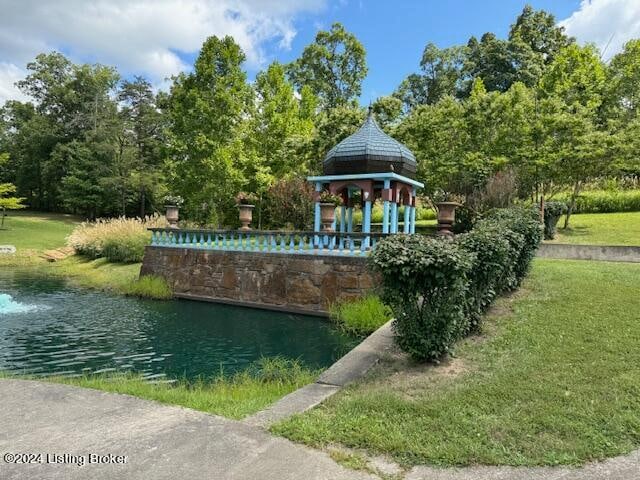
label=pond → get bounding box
[0,270,357,381]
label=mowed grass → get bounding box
[549,212,640,246]
[0,211,80,251]
[1,359,318,420]
[272,259,640,467]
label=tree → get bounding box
[0,153,26,227]
[606,39,640,123]
[250,62,315,185]
[165,35,252,225]
[509,5,573,64]
[288,23,367,108]
[118,77,166,216]
[371,95,403,130]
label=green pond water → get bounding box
[0,270,357,381]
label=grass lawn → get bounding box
[272,259,640,467]
[0,210,80,251]
[0,211,167,297]
[549,212,640,246]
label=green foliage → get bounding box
[101,235,148,263]
[481,206,542,285]
[329,295,392,336]
[543,201,568,239]
[122,275,172,300]
[288,23,367,108]
[555,189,640,214]
[371,235,474,361]
[371,207,541,361]
[456,224,516,331]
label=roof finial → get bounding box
[367,102,373,117]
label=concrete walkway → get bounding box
[0,379,375,480]
[2,378,639,480]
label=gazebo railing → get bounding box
[148,228,391,256]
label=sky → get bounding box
[1,0,640,105]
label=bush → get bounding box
[555,189,640,213]
[371,235,474,361]
[456,224,515,332]
[543,201,568,240]
[261,177,315,230]
[329,295,392,336]
[67,215,166,263]
[371,207,542,362]
[481,206,542,286]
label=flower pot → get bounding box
[165,205,179,229]
[436,202,460,237]
[238,204,255,231]
[319,203,337,232]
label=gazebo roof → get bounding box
[323,109,417,178]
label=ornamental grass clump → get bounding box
[67,215,167,263]
[370,235,474,361]
[329,295,392,336]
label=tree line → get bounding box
[0,5,638,226]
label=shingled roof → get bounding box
[322,109,417,178]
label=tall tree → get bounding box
[288,23,367,109]
[166,35,252,225]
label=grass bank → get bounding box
[1,358,318,420]
[549,212,640,246]
[0,211,169,299]
[272,259,640,467]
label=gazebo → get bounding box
[308,109,424,241]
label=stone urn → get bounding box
[238,204,255,231]
[319,203,336,232]
[436,202,460,237]
[165,205,179,229]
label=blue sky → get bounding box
[1,0,639,104]
[258,0,582,103]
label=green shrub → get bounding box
[543,201,568,240]
[456,224,515,332]
[329,295,392,336]
[371,235,474,361]
[481,207,542,287]
[123,275,172,299]
[371,207,541,362]
[102,235,148,263]
[556,189,640,213]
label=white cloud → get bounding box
[0,0,325,104]
[560,0,640,60]
[0,63,28,104]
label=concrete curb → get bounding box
[538,243,640,262]
[243,320,395,428]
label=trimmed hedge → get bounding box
[371,206,542,361]
[543,201,568,240]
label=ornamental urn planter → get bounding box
[238,204,255,231]
[165,205,179,229]
[436,201,460,237]
[319,203,337,232]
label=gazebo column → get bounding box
[347,192,354,233]
[363,191,372,248]
[314,181,322,246]
[339,204,346,233]
[390,190,398,234]
[410,190,417,234]
[403,199,411,233]
[382,179,390,234]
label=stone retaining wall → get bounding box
[140,246,379,315]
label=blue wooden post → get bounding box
[339,206,346,233]
[347,207,353,233]
[403,203,410,233]
[314,181,322,246]
[382,179,390,234]
[390,202,398,234]
[410,188,417,234]
[363,200,372,248]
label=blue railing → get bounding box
[148,228,391,257]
